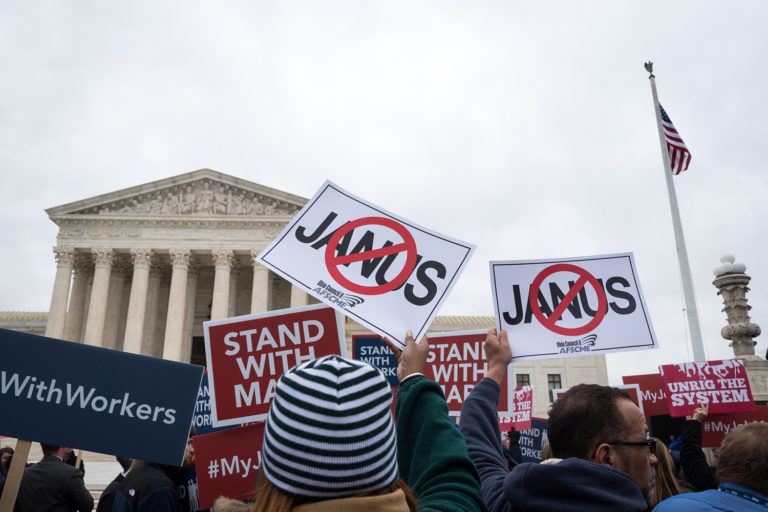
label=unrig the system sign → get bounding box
[255,180,475,349]
[490,253,657,361]
[0,328,202,466]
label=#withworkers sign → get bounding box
[204,304,346,427]
[518,417,548,463]
[352,336,399,387]
[490,253,657,361]
[0,328,202,466]
[194,423,265,510]
[424,330,512,416]
[659,359,755,417]
[255,180,475,349]
[622,373,669,417]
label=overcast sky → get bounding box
[2,1,766,384]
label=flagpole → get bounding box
[645,61,706,362]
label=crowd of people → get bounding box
[3,328,767,511]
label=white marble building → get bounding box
[2,168,608,417]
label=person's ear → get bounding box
[593,443,614,466]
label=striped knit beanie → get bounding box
[261,355,399,498]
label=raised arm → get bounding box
[459,328,515,512]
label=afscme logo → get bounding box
[297,211,446,306]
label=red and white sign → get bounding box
[423,330,512,416]
[622,373,669,417]
[659,359,756,417]
[552,384,644,414]
[700,406,768,447]
[490,253,657,362]
[498,386,533,431]
[255,181,475,350]
[194,423,265,510]
[204,304,346,427]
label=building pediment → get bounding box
[46,169,307,221]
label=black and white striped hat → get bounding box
[261,355,399,498]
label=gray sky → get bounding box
[2,1,766,384]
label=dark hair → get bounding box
[547,384,631,459]
[40,443,60,455]
[716,422,768,495]
[0,447,13,456]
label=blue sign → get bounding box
[0,328,203,466]
[192,373,233,436]
[519,418,548,463]
[352,336,399,386]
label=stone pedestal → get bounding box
[713,256,767,403]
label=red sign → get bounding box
[659,359,756,417]
[204,305,346,427]
[499,386,533,431]
[423,330,511,415]
[325,217,418,295]
[622,373,669,416]
[529,263,607,336]
[700,406,768,447]
[194,423,265,510]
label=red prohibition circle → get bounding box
[324,216,418,295]
[529,263,607,336]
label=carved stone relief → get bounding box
[71,179,302,217]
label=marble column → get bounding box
[142,266,164,357]
[181,262,200,363]
[163,249,191,361]
[211,249,234,320]
[83,248,114,347]
[45,247,75,338]
[228,264,239,317]
[64,255,91,342]
[123,249,153,354]
[290,284,310,308]
[102,259,129,350]
[250,252,271,314]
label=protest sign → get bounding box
[179,463,205,512]
[622,373,669,416]
[700,406,768,447]
[0,328,202,466]
[423,330,512,415]
[353,335,399,387]
[255,180,475,349]
[204,304,346,427]
[193,373,234,435]
[518,417,548,463]
[498,386,533,431]
[194,423,265,510]
[659,359,755,417]
[490,253,657,361]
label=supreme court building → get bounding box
[2,169,608,417]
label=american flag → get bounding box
[660,104,691,174]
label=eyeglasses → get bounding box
[608,439,656,455]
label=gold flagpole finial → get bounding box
[644,61,654,78]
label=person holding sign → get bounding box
[250,334,486,511]
[460,328,657,512]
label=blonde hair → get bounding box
[250,470,418,512]
[650,437,681,508]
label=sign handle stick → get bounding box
[74,449,83,474]
[0,439,32,512]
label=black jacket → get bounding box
[112,463,182,512]
[14,454,94,512]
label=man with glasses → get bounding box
[461,328,657,511]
